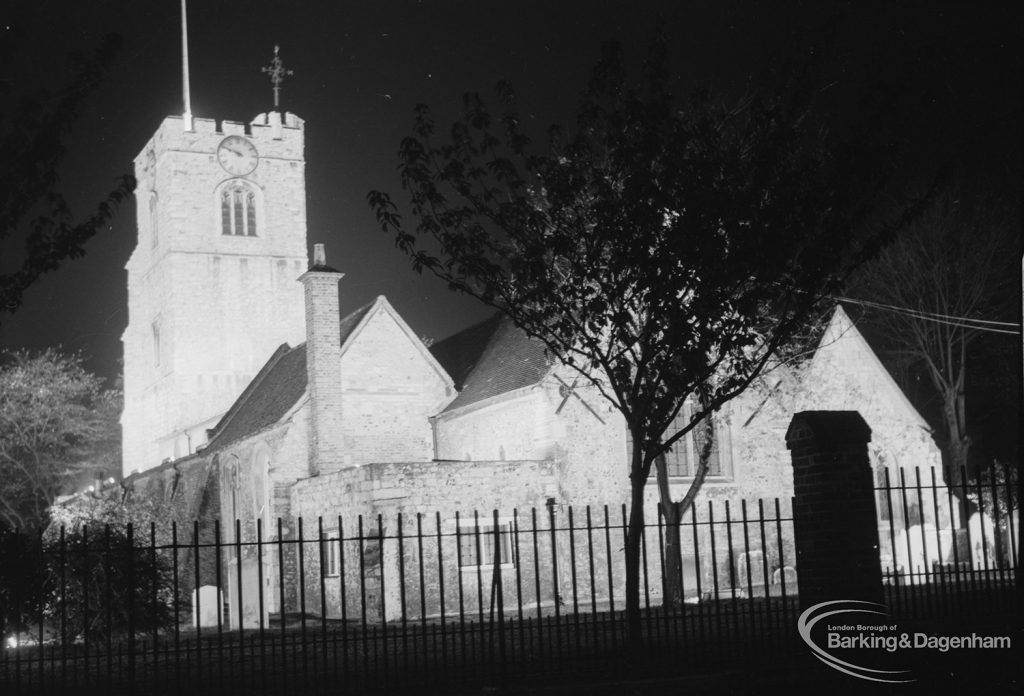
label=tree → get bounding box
[369,41,914,645]
[0,350,121,530]
[847,188,1019,494]
[0,30,134,318]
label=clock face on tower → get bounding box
[217,135,259,176]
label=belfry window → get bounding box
[220,183,258,236]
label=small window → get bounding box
[149,192,158,247]
[220,183,258,236]
[456,520,515,569]
[320,530,340,577]
[151,320,161,367]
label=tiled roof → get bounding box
[430,313,554,413]
[205,343,307,450]
[205,300,375,450]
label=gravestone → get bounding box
[192,585,222,628]
[771,566,798,588]
[737,550,767,590]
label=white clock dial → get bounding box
[217,135,259,176]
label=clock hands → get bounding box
[217,137,257,174]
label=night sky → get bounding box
[2,1,1020,399]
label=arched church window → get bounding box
[220,182,258,236]
[631,399,733,480]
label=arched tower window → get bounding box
[151,319,161,367]
[149,191,159,247]
[220,182,258,237]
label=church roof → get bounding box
[806,304,932,430]
[205,300,376,451]
[741,304,934,431]
[205,343,308,451]
[430,313,554,413]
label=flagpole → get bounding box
[182,0,193,130]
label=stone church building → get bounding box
[114,105,951,626]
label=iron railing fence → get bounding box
[875,463,1018,587]
[1,465,1017,694]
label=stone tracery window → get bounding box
[220,182,258,236]
[632,399,733,480]
[663,403,726,478]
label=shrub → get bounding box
[43,525,180,642]
[0,527,43,640]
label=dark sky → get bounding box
[1,0,1021,394]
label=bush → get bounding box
[0,527,44,639]
[43,525,180,642]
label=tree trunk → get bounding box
[654,453,684,609]
[942,386,971,524]
[625,466,647,648]
[661,499,684,609]
[652,416,714,610]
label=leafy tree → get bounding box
[0,30,134,318]
[0,350,121,530]
[847,188,1019,494]
[369,41,915,644]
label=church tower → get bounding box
[120,109,308,475]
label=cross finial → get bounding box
[261,44,294,110]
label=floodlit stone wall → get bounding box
[290,458,563,621]
[337,303,453,467]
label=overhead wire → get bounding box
[834,295,1022,336]
[835,295,1019,327]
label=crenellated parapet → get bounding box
[133,112,305,178]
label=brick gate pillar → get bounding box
[786,411,882,610]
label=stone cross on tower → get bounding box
[261,45,294,109]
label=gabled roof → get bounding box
[205,343,308,451]
[430,313,554,413]
[205,300,376,451]
[739,305,932,431]
[807,304,931,430]
[340,296,455,388]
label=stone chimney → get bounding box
[299,244,345,475]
